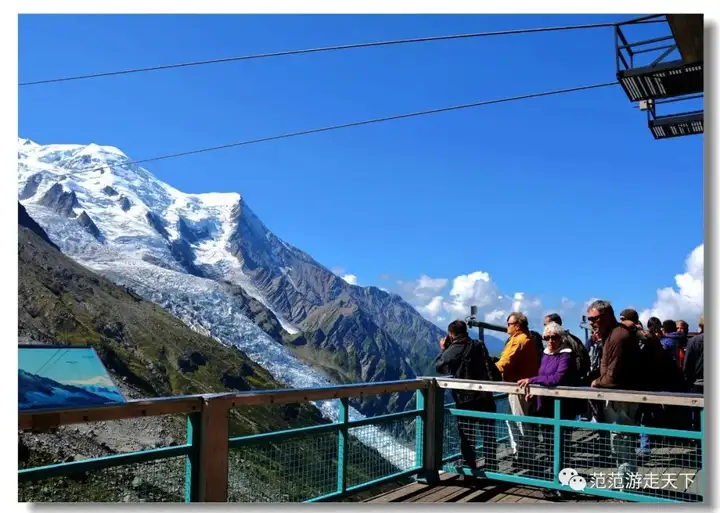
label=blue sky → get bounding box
[18,14,704,329]
[19,347,116,386]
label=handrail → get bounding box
[217,379,428,408]
[18,395,205,431]
[432,377,705,407]
[18,379,428,432]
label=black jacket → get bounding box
[683,333,704,388]
[435,335,496,408]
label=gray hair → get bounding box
[507,312,529,330]
[543,322,564,338]
[588,300,614,317]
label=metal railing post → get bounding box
[185,412,202,502]
[337,398,349,495]
[415,389,425,470]
[416,380,443,484]
[700,409,705,497]
[197,397,229,502]
[553,398,562,483]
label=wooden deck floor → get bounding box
[364,472,619,503]
[364,431,701,504]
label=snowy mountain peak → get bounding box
[17,139,296,329]
[19,137,39,147]
[17,138,446,423]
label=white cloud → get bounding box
[341,274,358,285]
[640,244,704,326]
[418,295,444,319]
[395,274,449,305]
[484,309,506,323]
[444,271,500,317]
[389,242,703,336]
[417,275,449,291]
[511,292,542,313]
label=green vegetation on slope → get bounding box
[18,219,411,502]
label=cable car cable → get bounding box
[67,80,618,176]
[19,21,629,87]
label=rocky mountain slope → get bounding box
[18,207,411,502]
[16,138,452,415]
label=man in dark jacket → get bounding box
[684,316,704,392]
[587,300,640,481]
[684,316,704,430]
[619,308,674,454]
[435,320,498,473]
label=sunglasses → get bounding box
[543,335,561,341]
[587,315,601,322]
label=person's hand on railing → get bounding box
[517,378,533,400]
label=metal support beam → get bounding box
[651,44,678,66]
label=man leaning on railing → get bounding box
[435,320,499,475]
[587,300,641,483]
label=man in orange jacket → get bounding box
[497,312,540,465]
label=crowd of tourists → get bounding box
[434,300,704,497]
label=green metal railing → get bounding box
[438,378,704,503]
[18,378,704,503]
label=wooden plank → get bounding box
[18,396,204,432]
[519,496,541,503]
[217,379,428,408]
[197,397,229,502]
[455,486,501,503]
[364,482,425,503]
[414,485,466,503]
[498,492,523,503]
[432,378,704,407]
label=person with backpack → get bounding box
[435,320,499,474]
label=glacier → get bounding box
[17,139,415,470]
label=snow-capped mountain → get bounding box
[17,138,447,417]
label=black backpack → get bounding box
[454,338,500,406]
[530,330,545,363]
[564,332,591,385]
[456,338,501,383]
